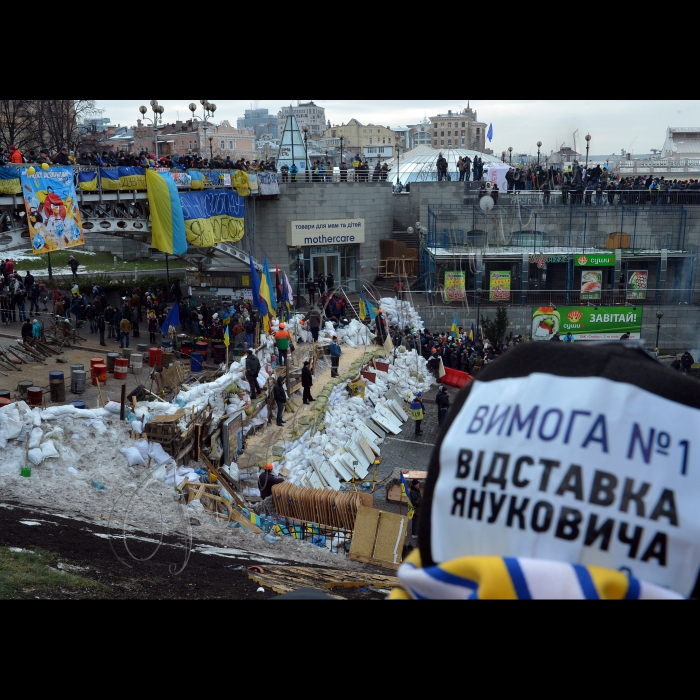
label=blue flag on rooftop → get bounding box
[487,124,493,142]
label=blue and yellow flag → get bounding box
[233,170,250,197]
[469,322,475,342]
[100,167,146,191]
[399,472,415,520]
[261,257,277,316]
[189,171,205,191]
[179,189,245,248]
[78,170,98,191]
[224,326,230,347]
[0,166,21,195]
[146,169,187,255]
[358,291,367,321]
[364,294,378,321]
[249,255,268,319]
[451,316,459,338]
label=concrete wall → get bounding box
[251,181,394,285]
[83,233,152,260]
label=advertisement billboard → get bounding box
[532,306,643,341]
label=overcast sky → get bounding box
[95,100,698,156]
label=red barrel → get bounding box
[91,364,107,386]
[149,347,162,367]
[27,387,43,407]
[0,397,11,407]
[90,357,103,369]
[195,341,208,360]
[114,358,129,380]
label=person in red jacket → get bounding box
[8,145,23,164]
[4,259,14,277]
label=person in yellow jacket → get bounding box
[274,322,292,366]
[409,392,425,437]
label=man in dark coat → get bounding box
[245,349,261,399]
[435,385,451,427]
[301,360,315,404]
[681,351,695,374]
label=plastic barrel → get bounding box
[27,387,43,407]
[137,344,149,353]
[131,353,143,371]
[72,370,86,395]
[190,352,203,373]
[49,371,64,382]
[114,358,129,380]
[70,401,86,410]
[122,348,132,361]
[90,358,102,369]
[161,339,172,350]
[149,347,162,367]
[18,381,33,400]
[0,397,11,407]
[106,353,119,373]
[195,341,208,360]
[0,390,10,400]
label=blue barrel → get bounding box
[161,339,173,350]
[70,401,86,410]
[49,371,64,382]
[190,352,203,373]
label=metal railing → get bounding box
[391,288,696,307]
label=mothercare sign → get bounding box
[287,219,365,246]
[433,374,700,595]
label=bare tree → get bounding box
[39,100,99,153]
[0,100,39,152]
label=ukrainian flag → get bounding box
[233,170,250,197]
[469,322,475,341]
[224,327,230,347]
[260,257,277,316]
[189,171,205,191]
[0,166,21,195]
[366,297,378,321]
[358,291,367,321]
[451,316,459,338]
[249,255,268,319]
[100,168,121,190]
[146,169,187,255]
[118,166,146,190]
[78,170,98,191]
[399,472,415,520]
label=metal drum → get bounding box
[190,352,203,373]
[27,387,43,407]
[18,381,33,400]
[162,351,173,367]
[114,358,129,380]
[122,348,132,361]
[149,347,162,367]
[72,370,87,395]
[195,341,208,360]
[0,390,10,400]
[212,344,226,363]
[49,371,66,403]
[90,358,103,369]
[70,401,86,410]
[137,344,149,353]
[91,364,107,386]
[106,353,119,373]
[130,353,143,371]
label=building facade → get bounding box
[277,102,327,138]
[153,120,254,160]
[237,108,279,140]
[323,119,396,162]
[407,119,433,148]
[429,106,487,152]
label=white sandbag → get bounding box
[28,448,44,466]
[104,401,122,415]
[120,446,146,467]
[134,439,150,460]
[3,417,22,440]
[32,408,42,427]
[41,441,59,459]
[148,442,172,466]
[93,421,107,435]
[131,420,143,435]
[28,427,43,450]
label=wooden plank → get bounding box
[349,506,380,558]
[229,508,263,534]
[149,410,185,424]
[347,552,400,572]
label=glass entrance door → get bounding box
[311,253,340,286]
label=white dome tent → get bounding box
[385,145,501,185]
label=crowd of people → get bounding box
[0,143,278,173]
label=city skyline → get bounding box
[94,100,699,157]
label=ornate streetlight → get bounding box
[138,100,165,159]
[655,310,664,352]
[585,133,591,168]
[188,101,217,157]
[508,146,513,165]
[537,141,542,165]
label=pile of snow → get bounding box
[377,298,424,331]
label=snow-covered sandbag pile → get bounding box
[333,320,375,348]
[378,298,424,331]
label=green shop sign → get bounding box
[532,305,643,341]
[575,253,616,267]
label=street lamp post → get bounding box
[585,133,591,169]
[189,101,217,157]
[339,135,344,166]
[537,141,542,165]
[208,136,214,160]
[296,246,303,309]
[138,100,165,160]
[302,125,310,177]
[656,310,664,352]
[508,146,513,165]
[396,145,401,186]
